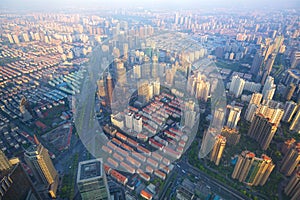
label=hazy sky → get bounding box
[0,0,299,10]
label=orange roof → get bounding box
[140,190,153,200]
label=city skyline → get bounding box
[0,3,299,200]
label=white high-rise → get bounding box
[262,76,276,101]
[229,75,245,98]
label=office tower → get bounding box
[262,76,276,101]
[285,84,296,101]
[229,75,245,98]
[282,101,298,122]
[284,171,300,200]
[221,126,240,145]
[199,128,217,158]
[133,114,143,133]
[250,52,264,75]
[106,73,113,105]
[24,137,59,198]
[210,135,226,166]
[248,114,278,150]
[0,150,11,171]
[290,51,300,69]
[290,108,300,133]
[77,159,110,200]
[184,110,196,128]
[225,105,241,129]
[125,112,133,129]
[280,143,300,176]
[211,108,225,129]
[232,151,275,186]
[0,163,42,200]
[97,79,106,99]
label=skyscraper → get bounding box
[250,52,264,75]
[225,105,241,129]
[284,171,300,200]
[282,101,298,122]
[106,73,113,105]
[77,158,110,200]
[290,108,300,133]
[0,162,42,200]
[199,128,217,158]
[0,150,11,171]
[24,136,59,198]
[248,114,278,150]
[284,83,296,101]
[211,108,225,129]
[262,76,276,101]
[232,151,275,186]
[280,143,300,176]
[184,110,196,128]
[229,75,245,98]
[210,135,226,166]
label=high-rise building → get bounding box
[0,150,11,171]
[245,103,259,122]
[77,159,110,200]
[199,128,217,158]
[152,79,160,96]
[125,112,133,129]
[290,108,300,133]
[97,79,106,99]
[221,126,240,145]
[229,75,245,98]
[184,110,196,128]
[24,136,59,198]
[284,69,300,86]
[255,104,284,126]
[211,108,225,130]
[210,135,226,166]
[232,151,275,186]
[290,51,300,69]
[280,143,300,176]
[250,52,264,75]
[281,138,296,155]
[285,83,296,101]
[225,105,241,129]
[249,93,263,105]
[284,171,300,200]
[106,73,113,105]
[133,114,143,133]
[0,163,42,200]
[262,76,276,101]
[282,101,298,122]
[248,114,278,150]
[138,80,151,103]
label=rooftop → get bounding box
[77,159,103,182]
